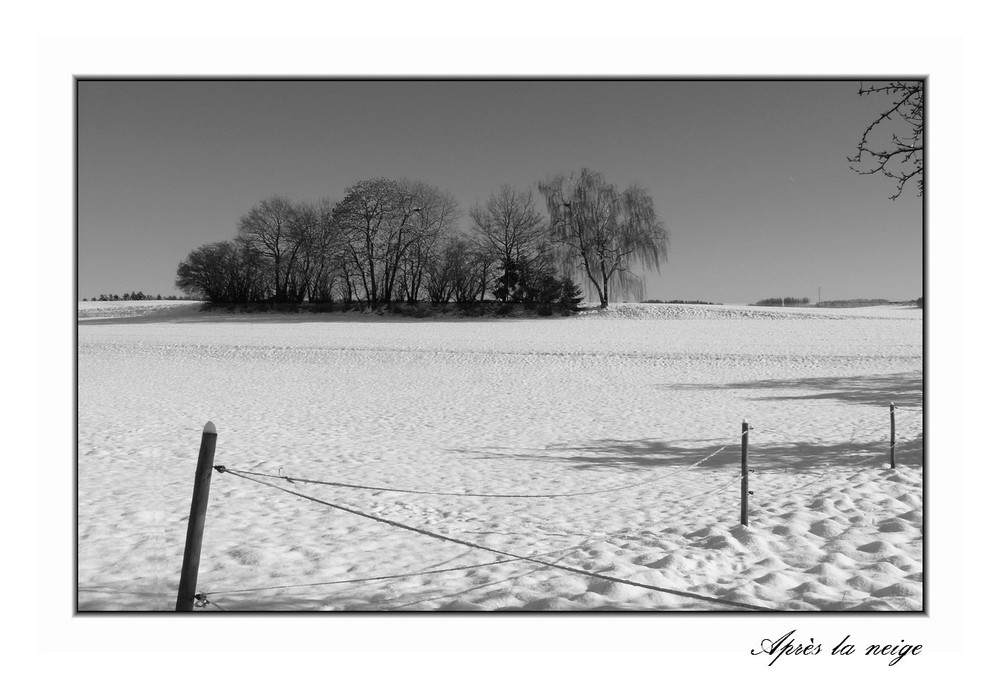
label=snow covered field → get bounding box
[77,300,923,611]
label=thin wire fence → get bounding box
[197,402,921,612]
[221,436,741,500]
[205,538,596,598]
[213,467,774,611]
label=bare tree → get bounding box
[423,234,489,304]
[453,239,490,303]
[377,181,424,306]
[176,242,235,302]
[538,168,668,308]
[849,81,924,200]
[334,178,400,307]
[396,180,461,304]
[290,199,343,303]
[175,240,268,303]
[469,185,545,302]
[283,201,318,302]
[236,195,300,301]
[336,178,458,307]
[424,235,462,304]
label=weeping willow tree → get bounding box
[538,168,668,308]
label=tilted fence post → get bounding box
[740,419,750,526]
[889,403,896,469]
[176,421,218,612]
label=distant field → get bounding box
[817,299,919,308]
[78,299,204,320]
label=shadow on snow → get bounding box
[657,371,923,410]
[457,435,923,474]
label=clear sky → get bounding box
[77,79,922,304]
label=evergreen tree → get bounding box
[559,276,583,309]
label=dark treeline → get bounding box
[643,299,721,305]
[175,170,668,311]
[84,292,183,302]
[753,297,811,307]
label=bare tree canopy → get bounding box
[176,240,269,303]
[424,234,489,304]
[398,180,462,303]
[849,81,924,200]
[290,198,344,303]
[236,195,298,301]
[469,185,546,302]
[539,168,668,308]
[470,185,544,263]
[175,241,237,302]
[335,177,459,307]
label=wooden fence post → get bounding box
[176,421,218,611]
[740,419,750,526]
[889,403,896,469]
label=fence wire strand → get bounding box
[217,468,774,611]
[220,433,744,501]
[201,403,921,612]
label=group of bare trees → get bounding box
[176,170,670,309]
[335,178,463,306]
[176,179,462,308]
[171,82,918,311]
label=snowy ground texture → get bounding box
[78,300,923,612]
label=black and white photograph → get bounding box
[76,78,924,613]
[18,2,997,683]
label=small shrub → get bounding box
[307,301,336,313]
[455,302,481,317]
